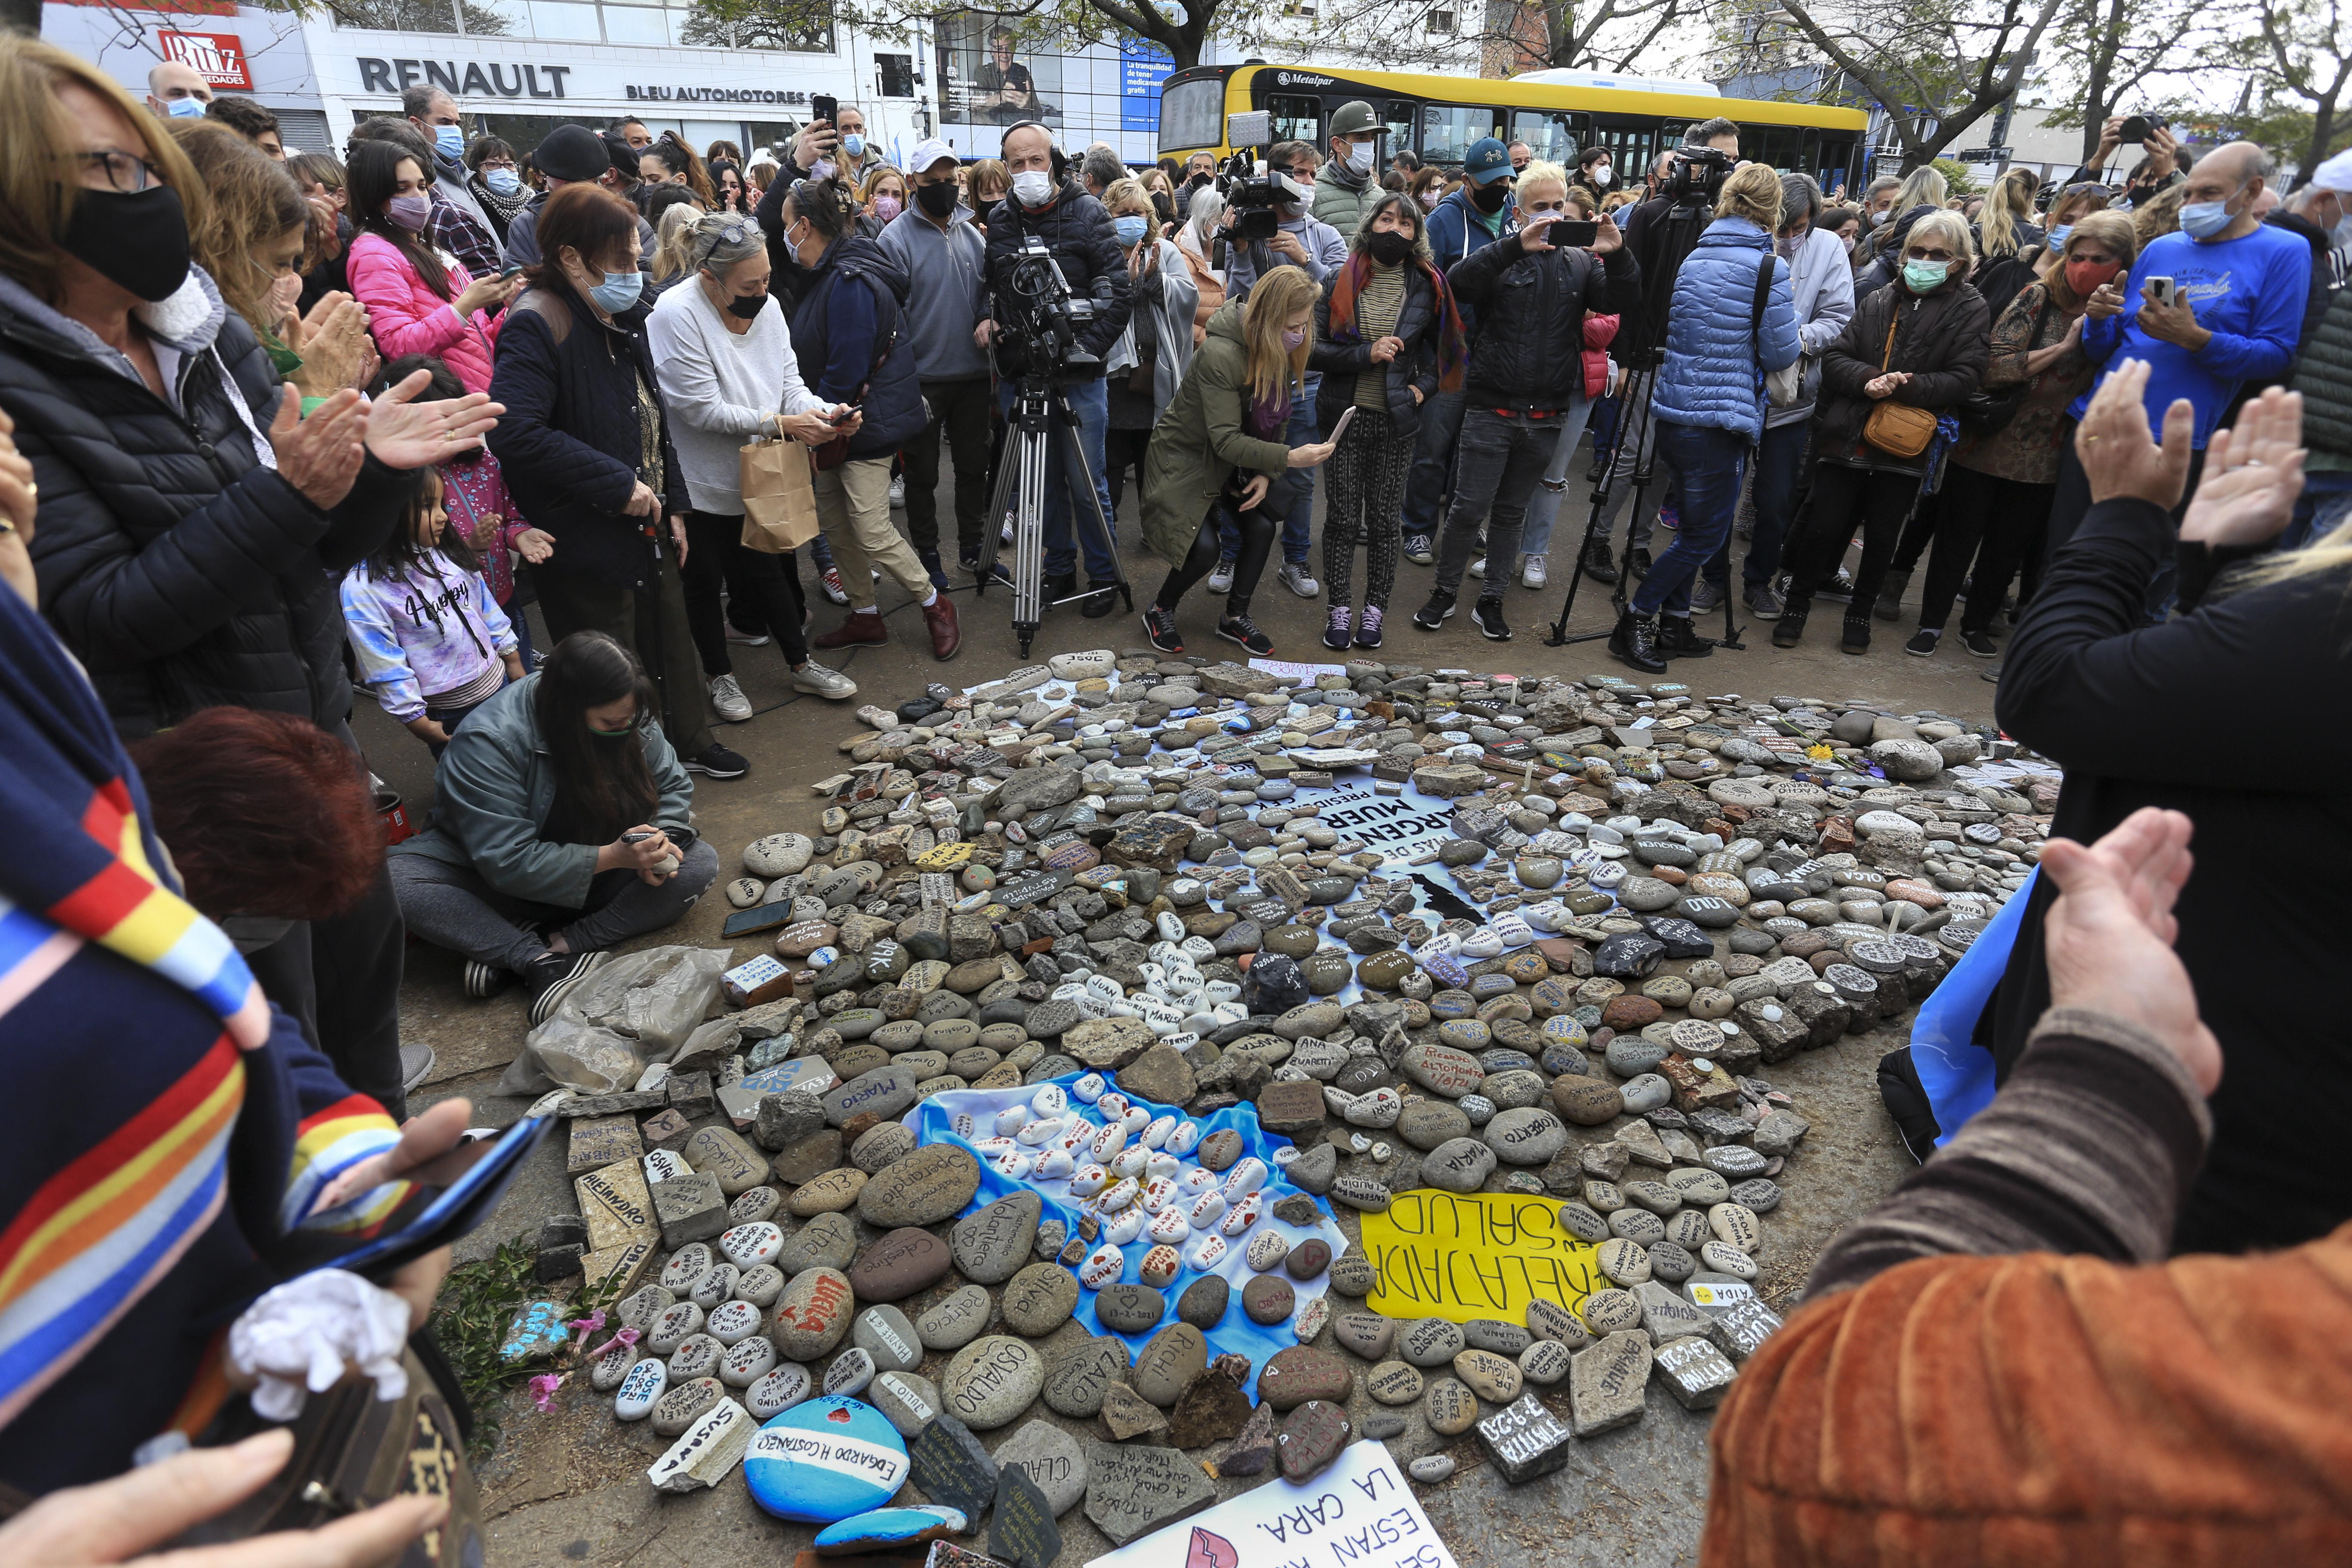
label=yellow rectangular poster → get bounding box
[1360,1190,1604,1324]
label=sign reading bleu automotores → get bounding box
[359,58,573,97]
[623,86,812,104]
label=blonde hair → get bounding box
[0,33,210,305]
[650,198,705,282]
[1892,165,1948,216]
[1242,266,1317,405]
[1602,190,1638,212]
[1979,165,2038,259]
[857,163,905,208]
[2134,184,2186,244]
[1516,159,1568,203]
[169,119,307,338]
[1906,207,1977,275]
[1715,161,1783,230]
[1102,175,1150,217]
[2038,209,2137,308]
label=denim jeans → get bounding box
[1705,418,1807,588]
[1222,373,1317,564]
[1001,375,1118,583]
[1399,386,1468,539]
[1633,419,1746,618]
[1516,394,1595,560]
[1433,407,1561,600]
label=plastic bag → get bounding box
[513,945,729,1094]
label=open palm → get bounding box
[361,369,503,469]
[2180,386,2306,548]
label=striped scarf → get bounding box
[1325,251,1468,394]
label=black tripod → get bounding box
[973,368,1133,658]
[1543,193,1747,654]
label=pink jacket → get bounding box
[1583,314,1620,400]
[347,230,499,393]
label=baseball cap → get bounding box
[1462,137,1513,185]
[2313,147,2352,193]
[535,123,610,183]
[909,137,959,175]
[1329,101,1385,139]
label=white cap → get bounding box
[909,138,959,175]
[2312,148,2352,194]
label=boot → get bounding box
[1608,608,1667,674]
[1655,614,1713,659]
[1580,537,1620,584]
[1771,598,1810,647]
[922,593,961,660]
[1840,612,1872,655]
[1873,568,1910,622]
[1042,570,1077,604]
[814,607,888,649]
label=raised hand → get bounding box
[2075,358,2194,510]
[2180,386,2306,548]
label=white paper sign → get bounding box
[1084,1442,1461,1568]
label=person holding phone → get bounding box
[346,139,519,394]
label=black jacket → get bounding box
[0,270,414,738]
[1811,270,1989,468]
[778,231,927,459]
[487,276,686,592]
[1309,259,1446,439]
[983,178,1133,364]
[1445,237,1641,410]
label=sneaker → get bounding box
[1904,628,1941,658]
[1403,535,1434,567]
[1142,604,1184,654]
[723,622,770,646]
[917,547,950,592]
[1690,577,1725,614]
[461,956,514,998]
[1745,580,1783,619]
[1626,547,1652,579]
[1000,518,1014,545]
[1471,595,1510,640]
[400,1041,437,1093]
[888,475,906,509]
[820,566,849,605]
[1412,590,1455,630]
[1580,539,1619,584]
[1520,554,1548,590]
[709,673,753,723]
[1469,556,1486,580]
[1817,567,1855,602]
[1080,579,1120,619]
[791,661,858,699]
[1981,662,2003,682]
[526,949,611,1027]
[1353,605,1384,649]
[1278,560,1319,597]
[1657,504,1679,532]
[685,743,750,779]
[1042,570,1077,603]
[1206,558,1236,595]
[1323,604,1352,651]
[1215,615,1272,655]
[1961,628,1999,658]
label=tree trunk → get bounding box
[2309,100,2340,181]
[0,0,42,34]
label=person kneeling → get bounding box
[389,630,718,1022]
[1137,267,1334,655]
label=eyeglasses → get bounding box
[478,157,518,171]
[1903,246,1955,262]
[70,149,165,194]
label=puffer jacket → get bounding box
[1310,256,1446,440]
[1581,313,1619,398]
[1650,217,1801,442]
[1446,230,1643,411]
[487,275,687,592]
[1140,301,1293,567]
[346,230,499,394]
[980,177,1133,363]
[2289,280,2352,459]
[1312,158,1376,240]
[1812,267,1991,472]
[0,267,416,739]
[780,230,926,459]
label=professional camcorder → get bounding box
[1662,144,1735,206]
[995,234,1100,382]
[1222,158,1307,242]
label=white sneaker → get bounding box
[1469,557,1486,579]
[792,661,859,699]
[1278,560,1319,597]
[888,476,906,509]
[1521,554,1548,589]
[1206,558,1236,595]
[709,673,753,723]
[723,623,770,646]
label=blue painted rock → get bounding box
[812,1506,968,1556]
[744,1395,910,1523]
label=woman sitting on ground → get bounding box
[388,630,718,1022]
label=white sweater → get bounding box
[646,281,827,515]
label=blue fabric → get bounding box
[1635,418,1746,616]
[1909,866,2040,1148]
[1425,189,1509,326]
[1706,417,1807,588]
[907,1072,1344,1400]
[1649,218,1802,443]
[1000,376,1118,582]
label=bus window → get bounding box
[1159,76,1226,155]
[1744,124,1798,172]
[1590,122,1657,186]
[1384,100,1417,156]
[1421,102,1503,165]
[1510,110,1586,166]
[1267,94,1320,148]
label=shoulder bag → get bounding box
[1861,306,1938,459]
[1756,255,1806,408]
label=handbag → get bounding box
[1957,291,2050,436]
[1860,309,1938,458]
[1753,255,1807,409]
[739,413,820,553]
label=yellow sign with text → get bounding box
[1361,1190,1604,1324]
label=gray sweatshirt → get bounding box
[646,281,825,515]
[876,206,990,383]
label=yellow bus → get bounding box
[1158,62,1871,198]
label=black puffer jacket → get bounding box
[1812,269,1989,473]
[1445,236,1642,411]
[1309,258,1446,440]
[983,178,1132,363]
[488,276,686,593]
[1,269,414,738]
[777,231,926,460]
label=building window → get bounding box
[1425,7,1455,33]
[877,51,913,97]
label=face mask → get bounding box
[1469,181,1508,213]
[1113,214,1149,247]
[2044,223,2071,251]
[1343,141,1372,175]
[589,268,643,312]
[266,270,303,320]
[165,96,206,119]
[841,134,865,158]
[811,159,836,182]
[1868,207,1890,227]
[1012,168,1055,207]
[724,288,766,319]
[386,192,432,232]
[2179,198,2234,239]
[873,193,902,221]
[1589,165,1612,188]
[588,722,636,739]
[916,181,958,218]
[1365,227,1414,266]
[1775,233,1802,260]
[485,167,522,196]
[1417,191,1439,210]
[433,124,465,159]
[1902,259,1949,294]
[1281,326,1307,349]
[2065,257,2123,296]
[62,185,191,301]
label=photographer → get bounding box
[1411,161,1642,643]
[980,121,1132,616]
[1313,101,1386,239]
[1400,135,1515,566]
[1621,118,1740,324]
[2069,115,2185,210]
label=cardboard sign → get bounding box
[1358,1191,1603,1325]
[1085,1441,1458,1568]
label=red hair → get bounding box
[129,707,383,920]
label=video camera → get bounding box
[1662,144,1735,207]
[1215,109,1300,243]
[995,233,1100,382]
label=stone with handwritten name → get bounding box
[1569,1330,1654,1436]
[1082,1442,1218,1546]
[941,1335,1045,1430]
[1477,1390,1577,1483]
[1042,1335,1129,1418]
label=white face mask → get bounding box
[1589,164,1612,188]
[1012,168,1054,207]
[1342,141,1372,175]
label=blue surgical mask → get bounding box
[434,123,465,159]
[841,133,865,158]
[1902,259,1949,294]
[164,96,207,119]
[1113,214,1148,247]
[2045,223,2071,251]
[589,268,643,312]
[484,167,522,195]
[2179,199,2234,240]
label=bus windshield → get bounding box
[1160,77,1226,158]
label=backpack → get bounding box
[1972,244,2045,324]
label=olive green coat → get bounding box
[1140,300,1294,566]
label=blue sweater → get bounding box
[2073,223,2309,447]
[1425,187,1512,329]
[1650,218,1802,443]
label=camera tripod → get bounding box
[1543,191,1748,654]
[974,368,1133,658]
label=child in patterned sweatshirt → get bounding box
[343,468,526,750]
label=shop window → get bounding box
[878,52,914,97]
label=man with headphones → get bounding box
[977,120,1133,616]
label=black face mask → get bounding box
[1468,181,1509,214]
[62,184,192,302]
[725,290,767,319]
[1365,228,1415,266]
[915,180,959,219]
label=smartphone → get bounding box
[2145,275,2177,307]
[811,94,838,130]
[829,404,859,426]
[2119,113,2154,144]
[1559,219,1600,248]
[499,263,522,279]
[1327,405,1357,444]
